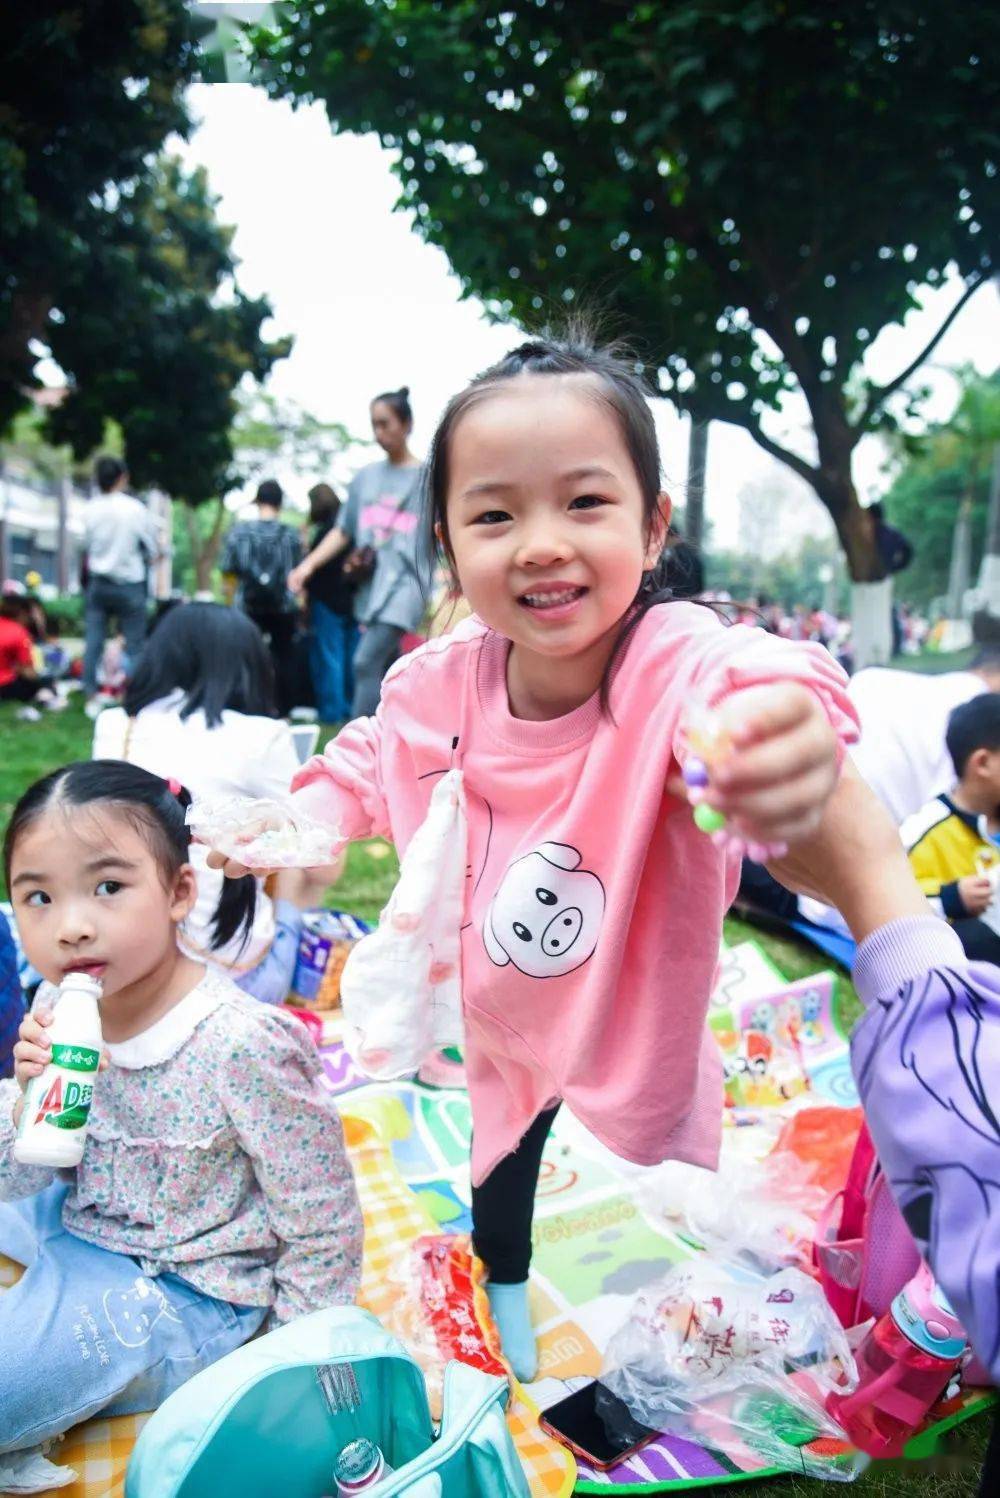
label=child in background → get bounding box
[0,761,361,1460]
[901,693,1000,964]
[95,602,340,1004]
[0,598,60,719]
[215,331,912,1382]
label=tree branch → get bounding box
[715,408,821,490]
[860,274,987,427]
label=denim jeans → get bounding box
[309,602,358,723]
[82,576,149,694]
[0,1183,266,1453]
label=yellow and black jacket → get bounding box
[900,793,999,922]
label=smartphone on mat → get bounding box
[539,1380,659,1470]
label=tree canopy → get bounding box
[255,0,999,580]
[44,155,290,506]
[0,0,202,424]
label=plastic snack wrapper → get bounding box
[600,1262,864,1481]
[636,1156,828,1275]
[185,794,343,869]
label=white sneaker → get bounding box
[84,696,104,720]
[16,706,42,722]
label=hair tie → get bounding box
[167,778,183,797]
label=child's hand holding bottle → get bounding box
[681,682,840,859]
[10,1003,109,1130]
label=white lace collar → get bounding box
[105,971,228,1070]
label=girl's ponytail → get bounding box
[168,781,257,954]
[209,861,258,954]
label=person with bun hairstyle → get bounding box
[289,388,431,716]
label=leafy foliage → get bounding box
[254,1,999,577]
[43,155,291,505]
[705,532,847,613]
[232,389,358,484]
[0,0,201,424]
[881,369,1000,607]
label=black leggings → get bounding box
[471,1104,559,1283]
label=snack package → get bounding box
[291,909,370,1009]
[600,1262,863,1481]
[185,794,342,869]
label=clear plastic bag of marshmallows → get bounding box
[599,1262,864,1481]
[185,795,344,869]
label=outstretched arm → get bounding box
[764,759,929,942]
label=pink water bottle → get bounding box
[827,1261,967,1459]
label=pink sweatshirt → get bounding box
[292,606,858,1185]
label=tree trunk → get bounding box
[977,445,1000,616]
[184,498,228,597]
[820,472,892,670]
[851,579,894,669]
[947,494,974,618]
[685,416,708,552]
[57,477,70,593]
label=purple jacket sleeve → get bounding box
[851,916,1000,1381]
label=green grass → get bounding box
[0,701,991,1493]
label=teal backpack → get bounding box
[126,1307,530,1498]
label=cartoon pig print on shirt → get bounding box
[103,1276,180,1348]
[483,842,605,978]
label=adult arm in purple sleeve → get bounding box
[761,763,1000,1379]
[851,916,1000,1383]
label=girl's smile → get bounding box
[445,375,669,716]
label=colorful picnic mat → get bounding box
[0,937,992,1495]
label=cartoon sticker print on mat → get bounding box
[484,842,606,977]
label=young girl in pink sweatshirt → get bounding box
[214,334,919,1380]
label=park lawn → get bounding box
[0,697,991,1494]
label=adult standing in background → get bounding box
[870,500,915,657]
[220,478,302,715]
[82,455,161,717]
[304,482,358,722]
[289,388,429,717]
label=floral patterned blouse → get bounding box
[0,970,362,1324]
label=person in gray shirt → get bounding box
[82,455,161,713]
[290,387,430,716]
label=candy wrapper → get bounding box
[680,703,787,863]
[600,1262,863,1480]
[185,795,343,869]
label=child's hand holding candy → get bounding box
[681,682,840,859]
[192,795,344,880]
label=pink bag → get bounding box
[813,1121,920,1328]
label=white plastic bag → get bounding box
[600,1263,863,1480]
[185,794,342,869]
[340,769,466,1079]
[637,1155,828,1273]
